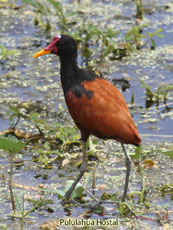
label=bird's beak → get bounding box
[33,36,60,58]
[33,49,51,58]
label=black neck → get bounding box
[59,55,79,94]
[59,54,97,96]
[60,55,78,74]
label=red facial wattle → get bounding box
[33,35,61,58]
[44,36,61,54]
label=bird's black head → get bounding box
[56,35,77,58]
[33,34,77,59]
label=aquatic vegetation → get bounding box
[21,0,73,31]
[161,150,173,159]
[21,0,164,64]
[125,25,164,51]
[0,0,172,229]
[0,44,18,56]
[22,0,51,30]
[135,0,144,19]
[141,81,173,108]
[0,136,25,212]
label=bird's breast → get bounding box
[64,78,141,146]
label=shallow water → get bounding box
[0,0,173,229]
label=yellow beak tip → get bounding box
[33,49,51,58]
[33,54,38,58]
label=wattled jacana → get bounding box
[33,35,141,201]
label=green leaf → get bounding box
[0,224,7,230]
[93,205,104,214]
[164,85,173,91]
[140,80,151,89]
[0,137,25,153]
[0,44,18,56]
[71,185,84,199]
[22,0,48,15]
[64,180,84,199]
[54,189,65,198]
[131,145,142,160]
[47,0,63,18]
[125,201,135,211]
[161,150,173,159]
[84,173,93,188]
[157,183,173,192]
[9,211,33,218]
[148,29,164,39]
[47,0,62,10]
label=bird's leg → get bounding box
[121,143,131,202]
[64,141,87,199]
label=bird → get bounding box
[33,34,141,201]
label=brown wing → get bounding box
[65,78,141,146]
